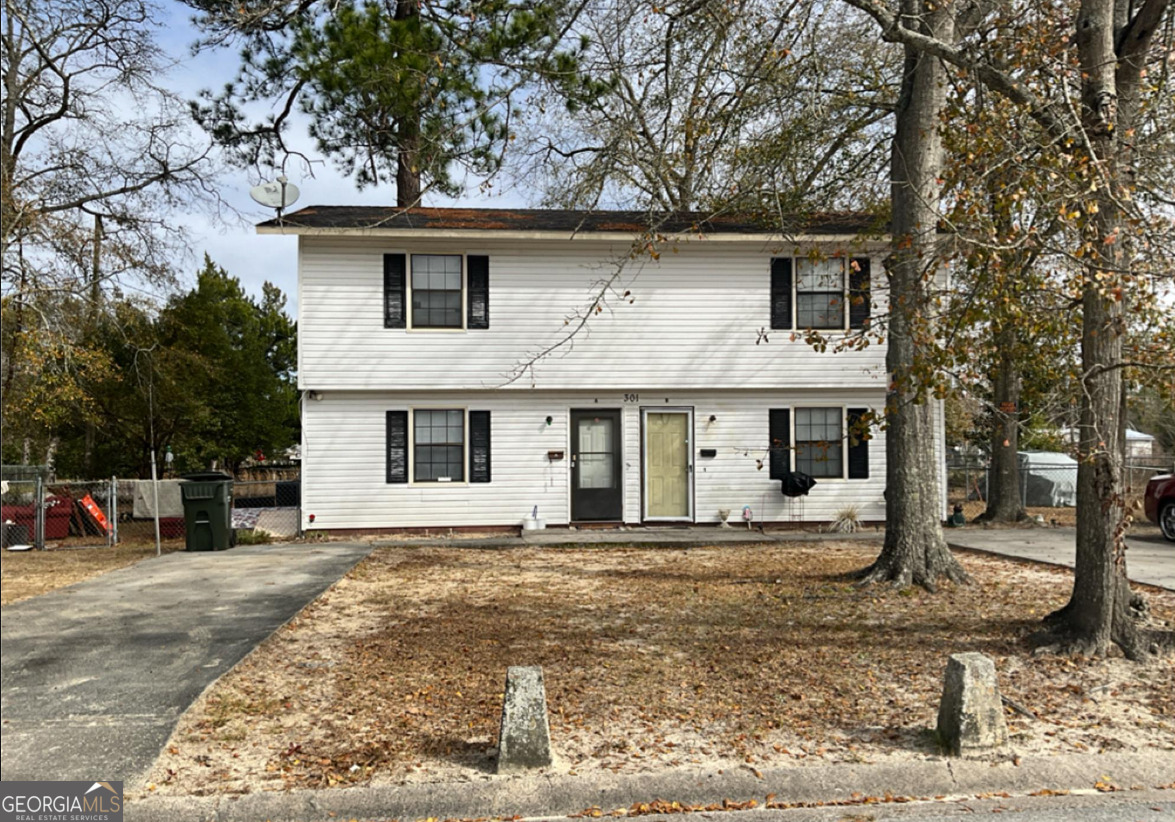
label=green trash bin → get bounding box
[180,471,235,551]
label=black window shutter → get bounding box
[849,258,871,330]
[769,408,791,480]
[847,408,870,479]
[384,254,407,329]
[467,255,489,329]
[469,410,491,483]
[386,411,408,483]
[770,258,793,330]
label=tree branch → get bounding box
[839,0,1071,140]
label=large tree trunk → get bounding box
[978,323,1026,522]
[1047,276,1145,656]
[394,0,423,209]
[1040,0,1170,658]
[396,127,422,208]
[859,0,968,590]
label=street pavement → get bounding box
[552,793,1175,822]
[946,526,1174,589]
[0,543,370,784]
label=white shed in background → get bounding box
[1126,428,1156,458]
[1061,426,1156,459]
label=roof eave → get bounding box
[254,224,886,244]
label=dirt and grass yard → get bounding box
[1,540,182,606]
[145,542,1175,796]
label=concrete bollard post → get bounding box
[497,665,553,773]
[936,652,1009,756]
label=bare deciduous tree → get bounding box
[2,0,220,461]
[843,0,1174,655]
[849,0,969,588]
[514,0,896,214]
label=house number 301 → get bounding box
[624,393,640,403]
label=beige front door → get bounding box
[645,411,691,519]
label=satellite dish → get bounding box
[250,176,300,211]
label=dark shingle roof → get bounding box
[258,206,884,236]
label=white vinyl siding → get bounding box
[298,237,886,391]
[301,389,887,531]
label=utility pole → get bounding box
[91,213,102,308]
[84,213,103,477]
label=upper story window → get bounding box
[796,259,845,330]
[771,256,871,333]
[384,253,489,331]
[411,254,463,329]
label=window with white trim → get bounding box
[796,258,846,330]
[795,407,843,478]
[411,254,463,328]
[413,409,465,482]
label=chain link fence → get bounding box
[232,479,301,539]
[1,479,39,549]
[1125,458,1175,495]
[115,478,186,545]
[44,480,118,548]
[948,454,1173,524]
[2,472,300,550]
[946,456,990,522]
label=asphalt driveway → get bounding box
[0,543,370,784]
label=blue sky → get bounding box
[154,1,526,316]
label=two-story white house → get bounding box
[259,207,946,534]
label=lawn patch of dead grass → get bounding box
[144,542,1175,795]
[1,540,183,606]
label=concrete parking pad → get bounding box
[947,527,1173,590]
[0,543,370,784]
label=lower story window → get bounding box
[795,407,843,478]
[414,409,465,482]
